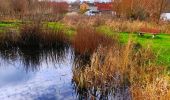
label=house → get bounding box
[161,13,170,21]
[161,10,170,21]
[161,4,170,21]
[95,2,114,15]
[80,2,114,16]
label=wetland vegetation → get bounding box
[0,0,170,100]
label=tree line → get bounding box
[113,0,170,22]
[0,0,69,16]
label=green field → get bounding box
[120,33,170,66]
[98,26,170,67]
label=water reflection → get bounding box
[0,45,77,100]
[0,44,70,71]
[0,46,130,100]
[72,72,131,100]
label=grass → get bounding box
[0,21,20,32]
[119,33,170,66]
[97,25,170,66]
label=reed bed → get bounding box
[0,22,69,49]
[73,40,170,99]
[62,15,109,28]
[72,27,115,55]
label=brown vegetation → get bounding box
[19,23,69,48]
[113,0,169,22]
[73,40,170,99]
[0,0,68,20]
[72,27,115,55]
[63,15,170,33]
[0,23,69,49]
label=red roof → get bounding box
[95,3,113,11]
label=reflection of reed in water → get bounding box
[0,22,71,71]
[72,46,132,100]
[0,48,19,61]
[0,44,70,72]
[19,45,70,71]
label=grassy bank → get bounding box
[120,33,170,67]
[98,25,170,66]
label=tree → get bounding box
[10,0,28,15]
[112,0,169,22]
[0,0,11,15]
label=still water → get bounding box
[0,48,77,100]
[0,47,130,100]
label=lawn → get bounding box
[120,33,170,66]
[98,26,170,67]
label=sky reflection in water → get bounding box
[0,48,76,100]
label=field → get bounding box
[98,25,170,67]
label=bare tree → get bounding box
[112,0,169,22]
[0,0,11,15]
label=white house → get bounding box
[161,13,170,21]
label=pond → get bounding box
[0,47,131,100]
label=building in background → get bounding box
[80,1,114,16]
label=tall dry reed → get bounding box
[73,40,170,99]
[72,27,115,55]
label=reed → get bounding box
[72,27,115,55]
[18,23,69,49]
[0,31,19,49]
[73,40,170,99]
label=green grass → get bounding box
[0,21,21,32]
[46,22,75,37]
[0,21,76,37]
[120,33,170,66]
[98,25,170,67]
